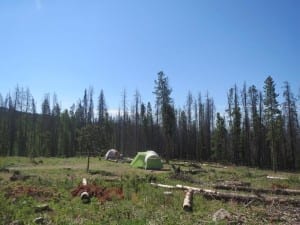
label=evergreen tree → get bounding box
[212,112,227,161]
[146,102,154,149]
[87,87,94,124]
[241,83,251,165]
[58,110,72,156]
[120,89,128,154]
[178,110,188,159]
[186,92,193,159]
[198,93,205,160]
[248,85,264,167]
[51,94,60,156]
[83,89,88,125]
[98,89,107,125]
[231,85,242,164]
[40,94,51,156]
[263,76,281,172]
[153,71,175,161]
[133,90,141,152]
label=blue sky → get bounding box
[0,0,299,113]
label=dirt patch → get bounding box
[4,185,55,201]
[71,184,124,203]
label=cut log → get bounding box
[214,184,300,196]
[183,189,193,211]
[80,178,90,204]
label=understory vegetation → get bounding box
[0,157,299,225]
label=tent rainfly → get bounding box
[104,149,120,160]
[130,151,163,170]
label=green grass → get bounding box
[0,157,299,225]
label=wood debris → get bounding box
[151,182,300,206]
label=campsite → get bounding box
[1,1,299,224]
[1,156,300,225]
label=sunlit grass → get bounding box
[0,157,299,224]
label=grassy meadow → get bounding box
[0,157,300,225]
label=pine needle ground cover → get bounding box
[0,157,299,225]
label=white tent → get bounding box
[104,149,120,160]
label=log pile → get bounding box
[151,182,300,208]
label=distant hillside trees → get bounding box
[0,74,299,171]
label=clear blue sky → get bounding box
[0,0,299,114]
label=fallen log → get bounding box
[222,181,251,187]
[214,184,300,196]
[202,164,227,169]
[171,162,202,168]
[151,183,300,206]
[267,176,288,180]
[176,184,262,202]
[185,168,208,174]
[150,183,177,189]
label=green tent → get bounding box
[130,151,163,170]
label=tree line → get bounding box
[0,72,299,171]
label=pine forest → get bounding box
[0,72,299,172]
